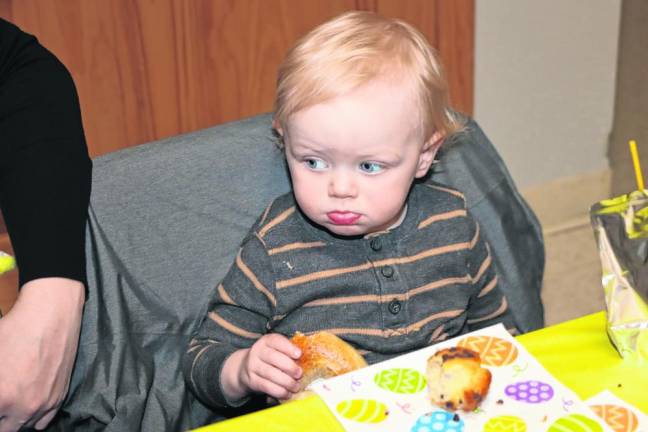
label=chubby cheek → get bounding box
[366,186,407,217]
[290,170,325,218]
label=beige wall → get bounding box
[609,0,648,195]
[474,0,621,190]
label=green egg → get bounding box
[374,368,427,394]
[547,414,604,432]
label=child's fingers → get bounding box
[262,335,302,379]
[259,347,302,380]
[265,333,302,359]
[251,375,294,401]
[253,363,300,393]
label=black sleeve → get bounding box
[0,18,92,289]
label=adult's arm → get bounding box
[0,18,91,287]
[0,19,91,431]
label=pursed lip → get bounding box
[327,211,361,225]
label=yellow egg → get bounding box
[336,399,388,424]
[483,415,526,432]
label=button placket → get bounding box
[365,235,407,329]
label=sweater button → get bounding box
[381,266,394,278]
[388,299,402,315]
[369,238,382,251]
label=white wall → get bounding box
[474,0,621,189]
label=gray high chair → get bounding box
[50,113,544,431]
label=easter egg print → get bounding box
[547,414,604,432]
[336,399,388,423]
[590,404,638,432]
[483,415,526,432]
[457,336,518,366]
[374,368,427,394]
[411,410,464,432]
[505,380,554,403]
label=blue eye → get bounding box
[359,161,384,173]
[305,158,327,170]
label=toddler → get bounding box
[184,10,517,409]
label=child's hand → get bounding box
[238,334,303,400]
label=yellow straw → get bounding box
[629,140,645,191]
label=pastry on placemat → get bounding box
[426,346,492,412]
[287,331,367,401]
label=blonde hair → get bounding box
[274,11,463,144]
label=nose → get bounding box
[328,171,357,198]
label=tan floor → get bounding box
[541,224,605,326]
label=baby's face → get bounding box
[283,79,440,236]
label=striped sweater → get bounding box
[184,182,517,408]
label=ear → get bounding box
[272,118,284,137]
[415,132,444,178]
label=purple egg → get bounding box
[504,380,554,403]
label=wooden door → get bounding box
[0,0,473,310]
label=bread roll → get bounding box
[288,331,367,400]
[426,346,491,412]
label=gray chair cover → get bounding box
[49,114,544,431]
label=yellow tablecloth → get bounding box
[195,312,647,431]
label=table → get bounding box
[195,312,647,431]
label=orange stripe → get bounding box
[469,222,480,249]
[187,338,220,353]
[315,327,386,337]
[315,309,463,338]
[409,276,472,297]
[236,249,277,307]
[467,297,508,324]
[258,206,295,238]
[425,183,465,200]
[209,311,262,339]
[472,253,492,283]
[218,283,236,305]
[304,276,471,307]
[190,345,213,391]
[304,294,384,307]
[408,309,464,333]
[259,202,273,226]
[187,344,203,354]
[428,324,446,343]
[268,241,326,256]
[276,262,373,289]
[435,333,449,342]
[477,276,498,298]
[276,242,470,289]
[418,209,467,229]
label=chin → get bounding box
[324,223,368,237]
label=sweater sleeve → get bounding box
[464,216,520,334]
[0,19,92,288]
[183,233,277,409]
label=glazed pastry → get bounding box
[287,331,367,400]
[426,346,491,412]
